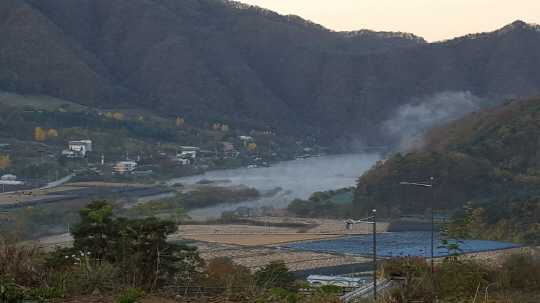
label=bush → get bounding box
[382,256,429,278]
[254,260,296,292]
[500,253,540,290]
[320,285,342,293]
[0,279,25,303]
[27,284,66,300]
[65,253,118,292]
[116,287,149,303]
[0,240,42,286]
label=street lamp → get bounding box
[400,177,434,273]
[346,209,377,300]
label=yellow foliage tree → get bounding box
[34,127,47,141]
[47,129,58,137]
[106,112,112,118]
[248,143,257,150]
[176,117,184,126]
[113,113,124,120]
[221,124,229,132]
[139,116,144,121]
[0,155,11,169]
[213,123,220,130]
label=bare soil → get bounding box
[0,191,62,205]
[64,182,151,187]
[182,233,342,245]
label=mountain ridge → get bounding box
[1,0,540,148]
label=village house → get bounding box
[114,160,137,174]
[177,146,200,159]
[1,174,17,181]
[0,174,24,185]
[62,140,93,158]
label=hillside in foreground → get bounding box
[351,95,540,244]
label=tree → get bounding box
[57,154,68,167]
[0,155,11,169]
[113,113,124,120]
[47,128,58,137]
[65,201,204,289]
[248,143,257,150]
[287,198,313,217]
[106,112,112,118]
[139,116,144,121]
[221,124,229,132]
[175,117,184,126]
[220,210,237,221]
[34,127,47,141]
[213,123,220,130]
[202,257,250,292]
[254,260,296,291]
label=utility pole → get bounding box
[373,209,377,300]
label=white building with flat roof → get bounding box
[307,275,364,288]
[63,140,92,157]
[0,174,24,185]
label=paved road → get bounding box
[39,173,75,189]
[293,261,378,280]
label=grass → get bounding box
[30,186,85,195]
[0,92,171,124]
[0,92,88,111]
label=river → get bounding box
[169,153,381,219]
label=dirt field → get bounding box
[65,181,151,187]
[182,233,342,245]
[0,191,64,205]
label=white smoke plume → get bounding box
[382,91,483,151]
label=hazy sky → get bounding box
[232,0,540,42]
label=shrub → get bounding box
[0,240,42,286]
[65,253,118,292]
[320,285,341,293]
[202,257,251,293]
[381,256,429,278]
[254,260,296,292]
[27,284,66,300]
[116,287,149,303]
[499,253,540,290]
[0,279,25,303]
[257,287,300,303]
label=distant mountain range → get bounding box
[1,0,540,148]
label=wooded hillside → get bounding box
[1,1,540,147]
[353,95,540,243]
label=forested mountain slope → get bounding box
[1,0,540,147]
[354,95,540,243]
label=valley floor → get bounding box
[39,217,533,274]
